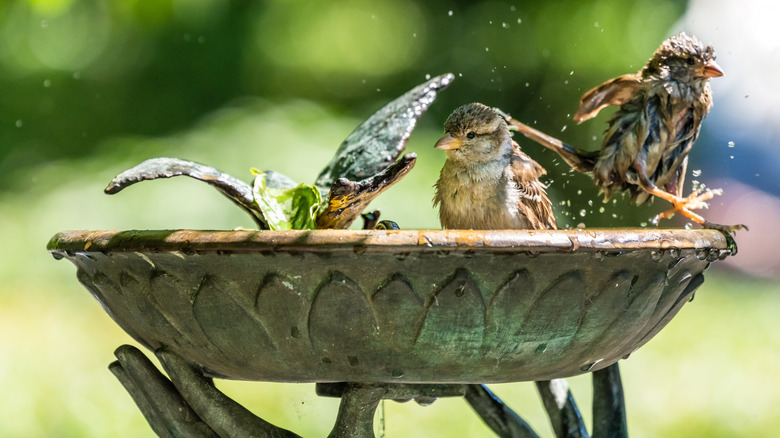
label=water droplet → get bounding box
[579,209,586,217]
[415,397,437,406]
[692,169,701,177]
[448,10,453,16]
[517,18,522,24]
[569,71,574,76]
[485,47,489,52]
[640,222,648,227]
[728,141,735,148]
[594,21,599,27]
[502,22,509,28]
[43,79,51,88]
[510,5,517,11]
[15,120,23,128]
[561,125,567,132]
[729,155,734,159]
[425,73,431,80]
[525,82,530,87]
[412,33,417,38]
[599,206,605,213]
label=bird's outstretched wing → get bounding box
[574,74,642,123]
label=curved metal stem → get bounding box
[464,384,539,438]
[535,379,590,438]
[327,384,387,438]
[592,364,628,438]
[110,345,300,438]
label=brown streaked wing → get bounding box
[574,74,642,123]
[510,143,557,230]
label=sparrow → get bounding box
[503,33,744,231]
[433,102,557,230]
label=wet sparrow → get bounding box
[433,103,557,230]
[504,33,744,231]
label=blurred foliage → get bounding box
[7,1,778,437]
[0,0,690,228]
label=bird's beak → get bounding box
[702,59,724,78]
[434,135,464,150]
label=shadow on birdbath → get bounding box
[48,73,735,438]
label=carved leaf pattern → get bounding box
[64,248,714,382]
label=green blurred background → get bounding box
[2,0,779,436]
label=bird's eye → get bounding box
[686,57,696,65]
[466,131,476,139]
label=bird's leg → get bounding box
[634,168,746,232]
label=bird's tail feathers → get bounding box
[496,109,596,173]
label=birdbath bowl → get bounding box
[48,228,730,384]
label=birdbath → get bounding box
[48,228,731,437]
[46,74,736,437]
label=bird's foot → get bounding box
[652,189,747,233]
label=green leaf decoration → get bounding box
[251,170,321,230]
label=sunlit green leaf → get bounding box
[287,184,321,230]
[251,169,321,230]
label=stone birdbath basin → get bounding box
[49,228,727,383]
[46,74,736,437]
[47,228,731,437]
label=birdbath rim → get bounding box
[48,228,730,256]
